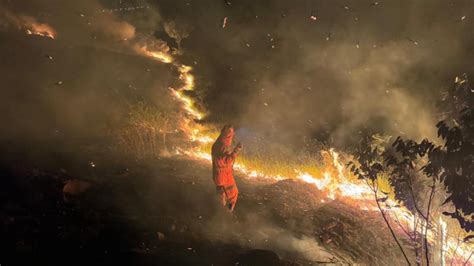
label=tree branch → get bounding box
[424,180,436,266]
[372,180,412,265]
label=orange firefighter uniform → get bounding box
[211,125,242,211]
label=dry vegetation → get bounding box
[111,102,177,158]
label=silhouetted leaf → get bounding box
[377,196,388,202]
[463,235,474,243]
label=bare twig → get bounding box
[450,229,462,266]
[463,251,473,266]
[407,177,428,220]
[394,213,412,239]
[424,180,436,266]
[370,180,411,265]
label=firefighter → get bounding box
[211,125,242,211]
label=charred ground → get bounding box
[0,152,409,265]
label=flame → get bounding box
[2,11,57,39]
[133,43,206,141]
[25,21,56,39]
[440,216,447,266]
[296,171,331,190]
[134,45,173,63]
[171,90,204,120]
[136,38,473,265]
[179,65,195,90]
[168,69,473,264]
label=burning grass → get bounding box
[192,128,324,179]
[238,147,323,179]
[127,35,473,264]
[1,10,56,39]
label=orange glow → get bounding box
[1,11,56,39]
[168,67,473,264]
[18,15,56,39]
[134,45,173,63]
[137,39,473,265]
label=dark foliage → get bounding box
[348,137,385,183]
[434,74,474,238]
[386,74,474,240]
[384,137,436,215]
[348,136,412,265]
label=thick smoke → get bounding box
[1,0,472,261]
[202,209,337,262]
[2,0,472,160]
[0,0,176,166]
[151,0,474,147]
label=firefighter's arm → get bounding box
[223,143,242,163]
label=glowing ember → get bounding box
[222,17,228,28]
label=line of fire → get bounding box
[0,0,472,265]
